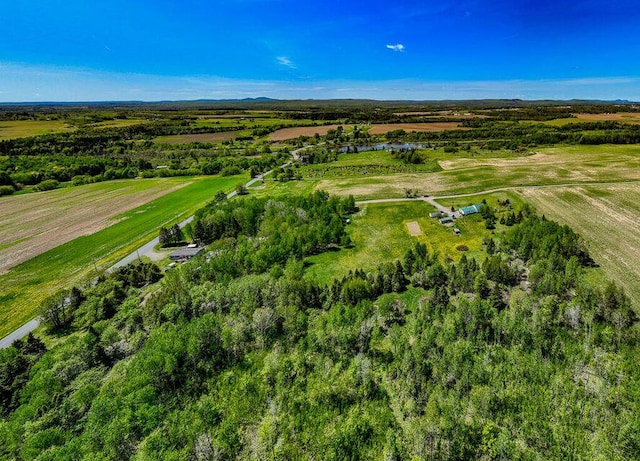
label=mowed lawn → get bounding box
[0,175,245,338]
[314,144,640,199]
[518,183,640,311]
[305,201,493,283]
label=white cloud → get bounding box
[386,43,405,52]
[276,56,296,68]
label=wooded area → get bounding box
[1,191,637,460]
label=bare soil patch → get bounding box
[368,122,463,135]
[405,221,422,236]
[268,125,351,141]
[0,180,191,273]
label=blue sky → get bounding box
[1,0,639,101]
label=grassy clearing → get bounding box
[249,175,320,198]
[305,201,492,283]
[0,176,245,338]
[544,113,640,126]
[88,119,149,129]
[368,122,463,134]
[301,149,441,179]
[0,120,75,140]
[314,144,640,200]
[154,132,245,144]
[268,125,351,141]
[517,183,640,310]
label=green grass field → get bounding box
[0,120,75,140]
[0,175,245,338]
[305,201,493,283]
[300,149,442,179]
[314,144,640,199]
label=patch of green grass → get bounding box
[315,144,640,200]
[0,175,245,338]
[305,201,493,283]
[300,149,441,179]
[0,120,75,140]
[251,178,319,197]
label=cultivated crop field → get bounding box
[0,175,245,338]
[518,183,640,309]
[0,178,194,273]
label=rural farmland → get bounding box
[0,178,192,273]
[0,175,245,338]
[4,0,640,458]
[519,183,640,309]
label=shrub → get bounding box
[220,166,242,176]
[0,185,15,196]
[34,179,60,191]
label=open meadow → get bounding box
[544,112,640,126]
[153,131,244,144]
[0,175,245,338]
[268,124,351,141]
[300,149,441,178]
[367,122,463,134]
[0,120,75,140]
[314,144,640,199]
[518,183,640,309]
[305,200,494,282]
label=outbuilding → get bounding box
[169,247,203,262]
[459,204,484,216]
[439,216,454,224]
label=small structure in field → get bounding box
[439,216,454,225]
[429,211,446,218]
[459,204,484,216]
[453,228,461,235]
[169,247,203,262]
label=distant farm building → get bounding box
[169,247,203,262]
[459,204,484,216]
[439,216,454,224]
[429,211,446,218]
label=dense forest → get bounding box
[1,192,638,460]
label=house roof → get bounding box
[169,247,203,259]
[460,204,484,215]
